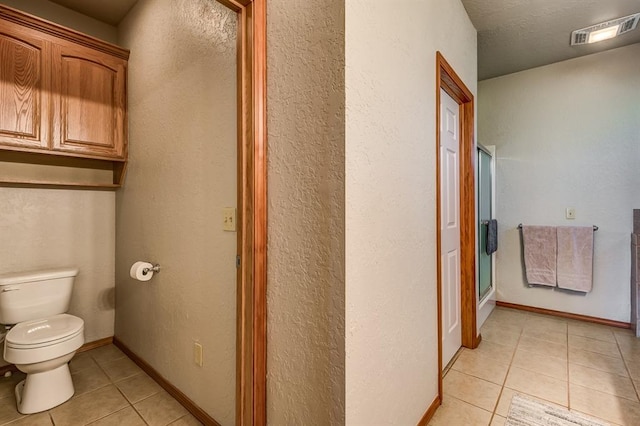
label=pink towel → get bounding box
[557,226,594,293]
[522,226,557,287]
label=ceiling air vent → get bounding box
[620,17,638,33]
[572,32,588,45]
[571,13,640,45]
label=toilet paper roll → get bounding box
[130,261,155,282]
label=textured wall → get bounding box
[345,0,476,423]
[0,0,117,43]
[0,0,118,365]
[0,189,115,341]
[116,0,237,423]
[266,0,345,424]
[479,43,640,322]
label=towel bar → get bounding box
[517,223,598,231]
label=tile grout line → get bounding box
[51,354,117,426]
[613,332,640,403]
[80,348,149,426]
[81,352,132,426]
[4,346,184,426]
[569,352,629,376]
[128,388,167,425]
[487,311,528,425]
[436,393,495,418]
[437,335,520,419]
[116,389,151,426]
[568,330,640,401]
[505,346,569,382]
[449,363,510,385]
[94,349,152,426]
[168,414,199,426]
[569,344,626,360]
[493,308,633,425]
[565,321,630,411]
[443,347,465,378]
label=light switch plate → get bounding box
[566,207,576,219]
[223,207,237,231]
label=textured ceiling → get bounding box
[49,0,138,25]
[48,0,640,79]
[461,0,640,80]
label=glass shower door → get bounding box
[478,147,493,301]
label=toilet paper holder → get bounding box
[143,264,161,275]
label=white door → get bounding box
[440,89,462,368]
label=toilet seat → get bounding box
[6,328,83,350]
[6,314,83,348]
[4,314,84,365]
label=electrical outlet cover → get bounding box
[194,342,203,367]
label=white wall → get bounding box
[115,0,237,423]
[266,0,345,424]
[345,0,477,423]
[0,1,118,360]
[479,43,640,322]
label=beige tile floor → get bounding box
[0,344,203,426]
[430,307,640,426]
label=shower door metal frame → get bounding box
[477,144,494,303]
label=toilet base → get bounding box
[15,362,75,414]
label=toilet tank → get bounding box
[0,268,79,325]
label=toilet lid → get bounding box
[6,314,84,346]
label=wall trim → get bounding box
[417,395,441,426]
[0,336,114,376]
[77,336,113,353]
[496,301,632,329]
[114,337,221,426]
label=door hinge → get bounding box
[236,255,241,268]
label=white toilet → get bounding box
[0,268,85,414]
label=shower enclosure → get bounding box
[477,145,495,328]
[478,145,493,300]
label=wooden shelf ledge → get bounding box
[0,151,127,191]
[0,179,121,190]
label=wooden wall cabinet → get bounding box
[0,5,130,189]
[0,21,50,151]
[51,43,127,159]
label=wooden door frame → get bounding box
[435,52,479,401]
[217,1,267,425]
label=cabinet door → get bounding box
[0,23,50,150]
[51,43,126,159]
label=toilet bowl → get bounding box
[0,268,84,414]
[4,314,84,414]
